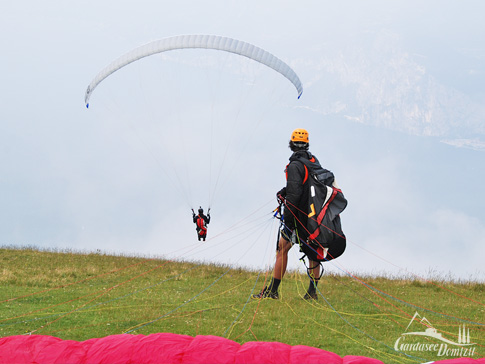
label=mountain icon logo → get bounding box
[394,312,477,358]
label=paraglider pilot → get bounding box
[192,207,211,241]
[253,128,344,300]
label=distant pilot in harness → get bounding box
[192,207,211,241]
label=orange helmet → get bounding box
[291,128,309,143]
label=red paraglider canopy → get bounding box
[0,333,484,364]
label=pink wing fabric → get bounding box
[0,333,482,364]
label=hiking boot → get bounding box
[303,291,318,300]
[252,286,279,300]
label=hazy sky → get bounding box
[1,0,484,282]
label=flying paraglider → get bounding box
[84,34,303,108]
[192,207,211,241]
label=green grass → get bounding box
[0,247,483,363]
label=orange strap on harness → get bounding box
[286,162,309,185]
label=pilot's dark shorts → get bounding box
[280,225,295,245]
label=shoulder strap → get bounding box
[291,155,335,187]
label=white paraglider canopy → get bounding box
[84,34,303,107]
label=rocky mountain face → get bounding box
[296,31,485,148]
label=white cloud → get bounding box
[1,0,485,284]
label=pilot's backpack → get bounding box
[292,156,347,262]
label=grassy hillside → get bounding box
[0,247,483,363]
